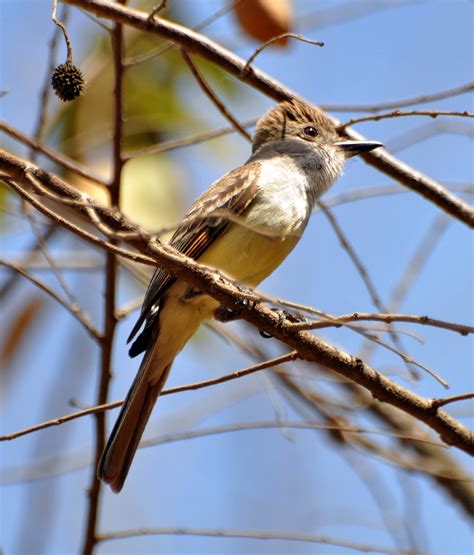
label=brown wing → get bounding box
[127,161,261,348]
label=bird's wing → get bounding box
[127,161,261,348]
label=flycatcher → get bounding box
[98,99,382,492]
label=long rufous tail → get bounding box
[97,349,172,493]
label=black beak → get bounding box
[335,140,383,157]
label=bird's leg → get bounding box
[214,283,256,322]
[259,308,307,338]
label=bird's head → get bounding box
[253,99,382,159]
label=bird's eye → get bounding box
[304,126,318,138]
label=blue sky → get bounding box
[1,1,473,554]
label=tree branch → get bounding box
[0,120,109,186]
[288,311,474,336]
[60,0,474,228]
[0,259,101,339]
[97,527,403,553]
[81,5,124,552]
[338,109,473,129]
[2,150,472,456]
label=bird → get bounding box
[98,98,382,492]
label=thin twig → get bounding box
[338,109,474,130]
[241,33,324,76]
[81,5,125,553]
[125,1,238,66]
[2,152,473,455]
[61,0,474,228]
[0,351,298,441]
[297,0,421,33]
[359,214,450,364]
[182,49,251,141]
[52,0,73,63]
[96,527,409,553]
[0,223,58,301]
[431,392,474,410]
[140,421,446,451]
[1,120,109,186]
[24,206,85,318]
[386,119,474,153]
[318,201,423,382]
[31,4,69,161]
[116,297,143,320]
[388,214,451,313]
[323,82,474,113]
[124,119,256,160]
[288,312,474,336]
[0,259,101,339]
[147,0,167,21]
[322,184,474,210]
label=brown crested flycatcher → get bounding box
[98,99,382,492]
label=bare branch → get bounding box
[0,223,58,301]
[338,109,474,130]
[0,259,101,339]
[324,82,474,113]
[241,33,324,76]
[289,312,474,336]
[96,527,410,553]
[61,0,474,227]
[2,152,473,456]
[52,0,73,64]
[318,201,424,382]
[1,120,109,186]
[124,1,237,67]
[81,5,124,552]
[0,352,298,441]
[181,50,251,141]
[431,393,474,410]
[147,0,166,21]
[124,119,256,160]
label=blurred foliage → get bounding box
[35,1,249,232]
[234,0,293,45]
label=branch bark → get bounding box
[81,6,125,553]
[2,150,472,457]
[60,0,474,228]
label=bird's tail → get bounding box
[97,346,172,493]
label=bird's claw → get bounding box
[214,297,256,322]
[259,308,307,338]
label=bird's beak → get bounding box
[335,140,383,157]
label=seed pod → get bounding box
[51,63,85,102]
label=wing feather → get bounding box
[127,161,260,347]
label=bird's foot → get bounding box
[214,296,256,322]
[259,308,307,338]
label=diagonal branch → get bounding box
[60,0,474,228]
[1,151,472,456]
[181,50,251,141]
[1,120,109,186]
[0,259,101,340]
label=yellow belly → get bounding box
[198,223,300,286]
[151,224,300,375]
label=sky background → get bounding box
[1,0,473,554]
